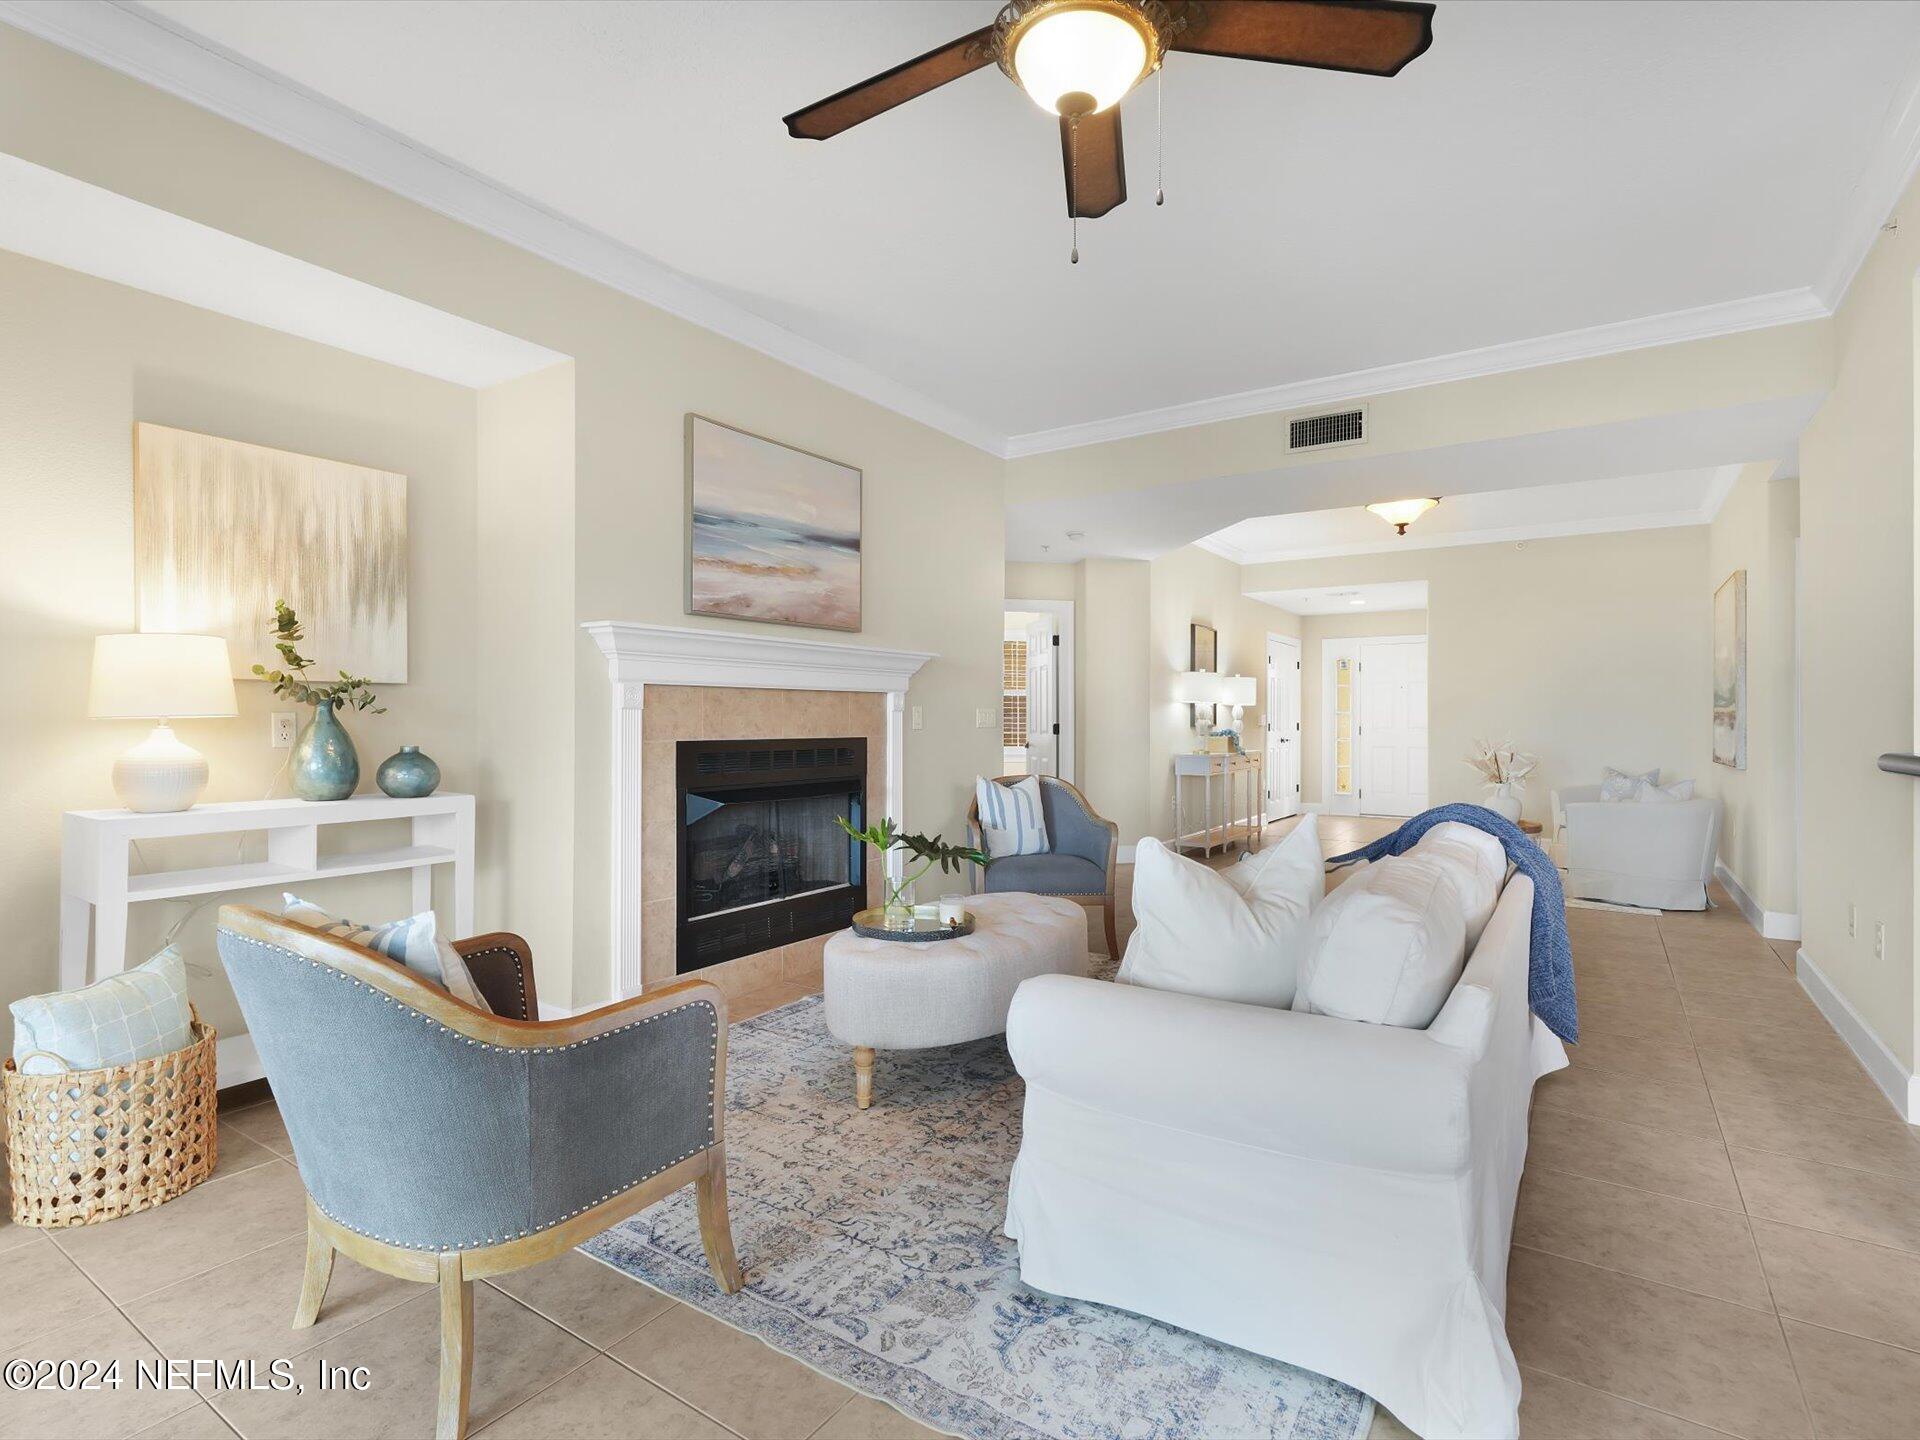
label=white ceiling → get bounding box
[1205,466,1740,564]
[1256,581,1429,615]
[41,0,1920,453]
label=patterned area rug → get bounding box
[585,994,1372,1440]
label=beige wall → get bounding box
[1146,547,1298,840]
[1297,610,1429,805]
[475,362,577,1003]
[1243,528,1712,827]
[0,28,1006,1015]
[1077,559,1153,842]
[1798,172,1920,1072]
[1706,464,1800,919]
[0,248,481,1049]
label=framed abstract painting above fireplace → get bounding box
[686,414,862,632]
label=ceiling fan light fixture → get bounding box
[998,0,1163,118]
[1366,497,1440,535]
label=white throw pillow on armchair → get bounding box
[1116,814,1322,1007]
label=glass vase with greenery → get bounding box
[253,600,386,800]
[836,816,989,928]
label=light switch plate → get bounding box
[911,705,923,731]
[975,707,994,729]
[271,712,297,748]
[1875,920,1886,961]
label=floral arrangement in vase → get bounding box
[835,815,989,929]
[253,600,385,801]
[1465,740,1537,822]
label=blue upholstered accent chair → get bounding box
[214,905,742,1440]
[968,776,1121,957]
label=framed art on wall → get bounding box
[1712,569,1747,769]
[133,423,408,681]
[686,414,862,632]
[1190,622,1219,728]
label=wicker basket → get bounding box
[3,1013,218,1229]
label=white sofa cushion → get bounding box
[1116,815,1321,1007]
[1292,850,1469,1028]
[1409,821,1507,949]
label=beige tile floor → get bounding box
[7,814,1917,1439]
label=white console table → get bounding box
[60,794,474,1084]
[1172,752,1266,857]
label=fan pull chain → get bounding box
[1069,116,1080,264]
[1155,64,1165,206]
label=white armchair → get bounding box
[1551,784,1720,910]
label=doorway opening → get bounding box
[1003,599,1076,782]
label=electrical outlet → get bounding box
[1848,903,1858,940]
[271,712,297,748]
[1875,921,1886,961]
[911,705,923,731]
[975,707,994,729]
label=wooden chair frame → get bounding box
[218,906,742,1440]
[967,775,1121,959]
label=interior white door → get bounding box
[1357,637,1429,817]
[1265,635,1301,820]
[1023,614,1058,778]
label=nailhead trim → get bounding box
[224,930,721,1251]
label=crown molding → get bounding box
[0,0,1008,456]
[1000,290,1829,458]
[4,3,1906,464]
[1818,53,1920,308]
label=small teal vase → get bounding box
[292,703,359,801]
[377,745,441,799]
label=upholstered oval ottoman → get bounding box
[824,891,1089,1109]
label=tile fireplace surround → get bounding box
[584,622,934,1001]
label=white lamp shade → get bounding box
[1221,675,1257,708]
[1172,670,1220,705]
[89,633,237,720]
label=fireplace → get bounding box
[675,737,867,972]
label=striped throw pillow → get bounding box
[975,775,1051,859]
[282,895,492,1013]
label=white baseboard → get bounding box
[1301,802,1326,814]
[537,1001,581,1021]
[1117,843,1136,864]
[1713,861,1801,941]
[1796,947,1917,1124]
[216,1033,263,1089]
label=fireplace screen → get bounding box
[675,738,866,972]
[684,791,852,920]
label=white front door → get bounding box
[1265,634,1301,820]
[1357,637,1429,817]
[1024,613,1058,778]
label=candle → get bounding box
[938,895,966,926]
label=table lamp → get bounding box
[1221,674,1257,729]
[89,633,238,811]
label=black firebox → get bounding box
[674,737,866,972]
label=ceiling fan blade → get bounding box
[784,27,994,140]
[1172,0,1435,77]
[1061,107,1126,218]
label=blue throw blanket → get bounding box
[1326,804,1578,1044]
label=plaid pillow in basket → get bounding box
[9,947,194,1076]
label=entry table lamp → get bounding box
[89,633,237,811]
[1220,674,1257,733]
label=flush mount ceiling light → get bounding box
[783,1,1436,261]
[1366,497,1440,535]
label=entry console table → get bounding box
[1171,752,1265,857]
[60,793,475,1084]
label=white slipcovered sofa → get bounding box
[1003,867,1567,1440]
[1552,784,1720,910]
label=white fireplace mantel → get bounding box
[582,621,935,998]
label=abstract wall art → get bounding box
[686,414,862,632]
[133,423,408,681]
[1712,568,1746,770]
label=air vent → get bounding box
[1288,407,1367,451]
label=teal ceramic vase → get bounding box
[292,703,359,801]
[377,744,441,799]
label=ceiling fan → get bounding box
[783,0,1436,255]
